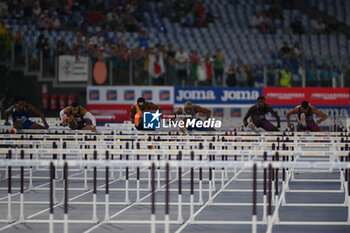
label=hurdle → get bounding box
[1,129,350,233]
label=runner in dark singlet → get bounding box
[4,96,49,130]
[243,96,280,131]
[59,102,96,131]
[286,100,328,132]
[173,101,215,131]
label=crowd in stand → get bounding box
[250,3,340,35]
[0,0,347,87]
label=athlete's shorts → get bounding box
[253,118,278,131]
[22,120,35,129]
[77,120,89,130]
[297,120,321,132]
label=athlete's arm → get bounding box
[267,105,281,128]
[243,106,254,127]
[130,105,136,123]
[4,105,14,125]
[311,106,328,124]
[194,105,211,120]
[286,107,299,128]
[59,107,70,120]
[148,102,162,112]
[28,105,49,128]
[80,107,97,126]
[173,108,183,119]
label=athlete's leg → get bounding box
[306,120,321,132]
[13,121,23,130]
[29,123,46,129]
[258,119,279,131]
[81,125,93,130]
[68,115,78,130]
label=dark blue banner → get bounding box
[174,87,263,104]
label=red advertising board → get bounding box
[263,87,350,106]
[87,104,174,122]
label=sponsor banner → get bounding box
[263,87,350,106]
[87,104,174,122]
[87,86,174,104]
[231,108,242,117]
[175,87,262,104]
[58,55,89,82]
[213,108,224,118]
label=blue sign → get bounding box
[143,110,161,129]
[89,90,100,101]
[175,87,262,104]
[106,90,117,100]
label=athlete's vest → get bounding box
[12,105,29,123]
[251,104,268,121]
[297,105,313,121]
[134,103,150,126]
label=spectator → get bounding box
[280,41,292,59]
[85,10,103,25]
[189,50,200,86]
[0,1,8,16]
[247,64,255,86]
[166,44,177,85]
[291,41,302,60]
[319,64,331,87]
[213,48,224,86]
[56,40,67,56]
[312,18,326,34]
[51,12,61,30]
[290,16,306,34]
[123,10,138,32]
[266,64,276,86]
[193,2,207,27]
[89,30,105,47]
[39,10,52,30]
[131,47,146,85]
[297,63,306,87]
[73,32,85,46]
[14,29,23,48]
[253,60,264,87]
[204,53,213,85]
[279,65,292,87]
[250,12,263,29]
[306,63,319,86]
[175,46,189,86]
[32,1,41,19]
[107,7,119,23]
[4,28,13,54]
[225,63,236,87]
[14,29,24,63]
[13,5,24,19]
[330,65,340,87]
[42,37,52,75]
[261,12,276,34]
[118,33,127,47]
[267,3,283,20]
[138,30,149,49]
[197,57,208,86]
[236,59,248,87]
